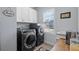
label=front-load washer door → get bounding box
[38,26,44,36]
[24,33,36,49]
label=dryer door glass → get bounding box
[24,35,36,48]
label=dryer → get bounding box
[17,28,36,51]
[36,26,44,46]
[22,29,36,51]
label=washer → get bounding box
[22,29,36,51]
[29,23,44,46]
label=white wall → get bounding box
[78,8,79,32]
[36,7,55,24]
[55,7,78,32]
[35,7,78,45]
[0,7,17,51]
[0,17,1,51]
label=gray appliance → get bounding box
[22,29,36,51]
[29,23,44,46]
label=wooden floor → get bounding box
[34,38,70,51]
[70,44,79,51]
[34,38,79,51]
[51,38,70,51]
[34,43,53,51]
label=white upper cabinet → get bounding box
[21,7,29,22]
[29,8,37,23]
[17,7,37,23]
[17,7,22,22]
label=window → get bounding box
[43,10,55,29]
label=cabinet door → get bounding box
[29,8,37,23]
[21,7,29,22]
[17,7,22,22]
